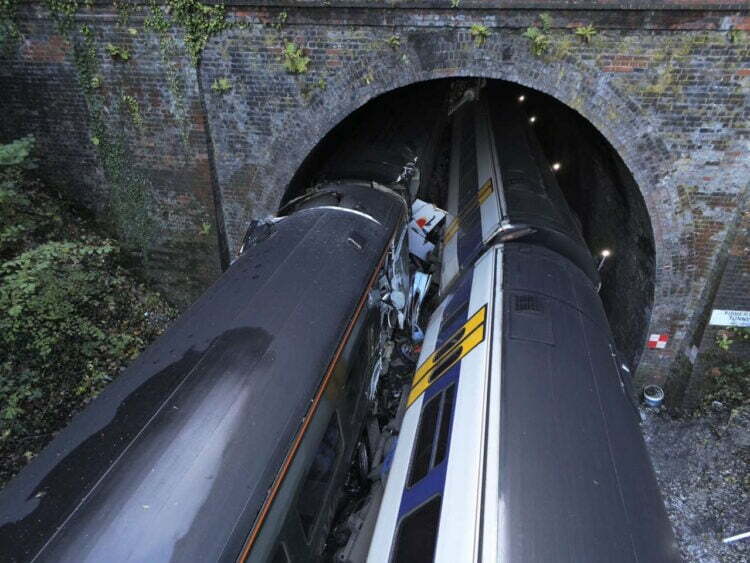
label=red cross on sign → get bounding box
[648,334,669,349]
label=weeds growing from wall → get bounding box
[74,23,157,258]
[282,42,310,73]
[470,24,489,47]
[144,1,192,153]
[523,14,552,56]
[0,0,21,51]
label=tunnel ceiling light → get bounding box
[529,116,537,123]
[598,249,612,271]
[518,95,525,102]
[552,162,561,171]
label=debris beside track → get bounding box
[642,404,750,562]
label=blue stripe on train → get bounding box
[456,206,483,281]
[395,268,474,521]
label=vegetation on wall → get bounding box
[0,0,21,50]
[282,41,310,74]
[575,24,597,43]
[211,76,232,93]
[159,0,229,64]
[523,13,552,56]
[0,137,176,487]
[470,24,489,47]
[75,23,157,257]
[105,42,132,60]
[144,0,192,152]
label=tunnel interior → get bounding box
[285,78,655,372]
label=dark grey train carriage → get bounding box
[0,182,409,562]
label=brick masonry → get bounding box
[0,1,748,396]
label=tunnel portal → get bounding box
[286,78,655,375]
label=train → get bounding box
[0,80,680,562]
[364,85,680,562]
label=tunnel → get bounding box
[284,78,655,374]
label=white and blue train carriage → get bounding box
[369,242,678,562]
[367,84,679,562]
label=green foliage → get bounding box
[523,27,549,56]
[386,34,401,49]
[105,42,131,61]
[0,138,64,260]
[164,0,229,64]
[523,12,552,56]
[144,1,191,152]
[716,331,733,351]
[273,10,287,31]
[199,221,211,235]
[0,139,176,485]
[451,0,460,7]
[470,24,489,47]
[113,0,134,28]
[144,0,170,34]
[716,327,750,351]
[121,94,143,128]
[44,0,92,33]
[71,23,157,256]
[282,42,310,74]
[728,29,744,44]
[700,360,750,412]
[0,135,36,176]
[0,0,21,50]
[211,77,232,93]
[575,24,597,43]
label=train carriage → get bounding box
[367,85,679,562]
[0,182,408,563]
[0,79,680,563]
[368,242,679,562]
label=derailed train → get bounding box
[366,87,680,562]
[0,83,679,562]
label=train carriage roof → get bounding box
[371,243,678,562]
[0,183,405,562]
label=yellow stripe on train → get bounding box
[407,305,487,407]
[443,178,494,244]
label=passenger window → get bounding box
[433,385,455,467]
[406,385,456,488]
[392,496,442,562]
[407,393,441,487]
[297,412,342,540]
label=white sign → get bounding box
[709,309,750,327]
[408,199,446,261]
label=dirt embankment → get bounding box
[643,405,750,562]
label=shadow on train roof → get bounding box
[284,77,655,375]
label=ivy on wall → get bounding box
[0,0,21,49]
[1,1,232,258]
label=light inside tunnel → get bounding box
[284,78,655,375]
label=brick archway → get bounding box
[250,36,672,265]
[201,18,748,386]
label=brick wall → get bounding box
[1,1,748,394]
